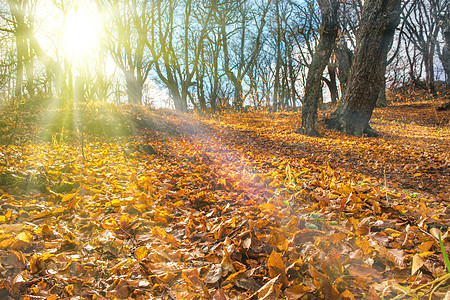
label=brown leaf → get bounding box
[204,263,222,284]
[213,288,227,300]
[411,254,424,275]
[11,270,28,295]
[284,284,312,300]
[249,275,283,300]
[348,264,382,286]
[221,248,235,276]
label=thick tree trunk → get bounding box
[172,94,187,111]
[439,20,450,87]
[299,0,339,136]
[326,0,401,137]
[168,82,187,112]
[124,69,144,105]
[424,47,436,94]
[126,78,143,105]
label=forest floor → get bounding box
[0,96,449,299]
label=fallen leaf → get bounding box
[411,254,424,275]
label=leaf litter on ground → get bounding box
[0,100,449,299]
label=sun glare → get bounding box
[62,6,102,60]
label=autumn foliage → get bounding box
[0,98,449,299]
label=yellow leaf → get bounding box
[111,199,121,207]
[17,231,32,243]
[259,203,277,212]
[384,228,402,237]
[174,200,185,207]
[418,251,434,258]
[277,238,289,252]
[134,246,149,261]
[33,210,52,219]
[5,210,12,222]
[65,284,74,296]
[11,231,32,250]
[267,250,287,284]
[225,270,246,281]
[29,255,40,274]
[0,237,14,249]
[341,289,355,300]
[61,193,75,203]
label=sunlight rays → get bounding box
[61,4,103,62]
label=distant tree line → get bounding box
[0,0,448,116]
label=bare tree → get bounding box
[327,0,401,137]
[201,21,225,111]
[299,0,339,136]
[437,4,450,86]
[1,0,37,99]
[99,0,153,104]
[402,0,446,91]
[220,0,271,109]
[147,0,214,111]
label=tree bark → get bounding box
[424,47,436,94]
[125,71,144,104]
[376,76,387,107]
[299,0,339,136]
[336,36,352,96]
[439,19,450,87]
[272,0,282,111]
[326,0,401,137]
[323,63,338,105]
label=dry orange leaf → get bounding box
[411,254,424,275]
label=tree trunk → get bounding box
[376,76,387,107]
[424,47,436,93]
[324,63,338,105]
[326,0,401,137]
[167,80,187,111]
[439,19,450,87]
[234,82,244,109]
[299,0,339,136]
[172,94,187,111]
[336,36,352,96]
[287,48,297,108]
[272,0,282,111]
[25,51,34,97]
[14,42,24,98]
[125,74,143,105]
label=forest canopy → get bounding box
[0,0,448,111]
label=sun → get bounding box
[61,4,103,60]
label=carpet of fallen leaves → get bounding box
[0,100,449,299]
